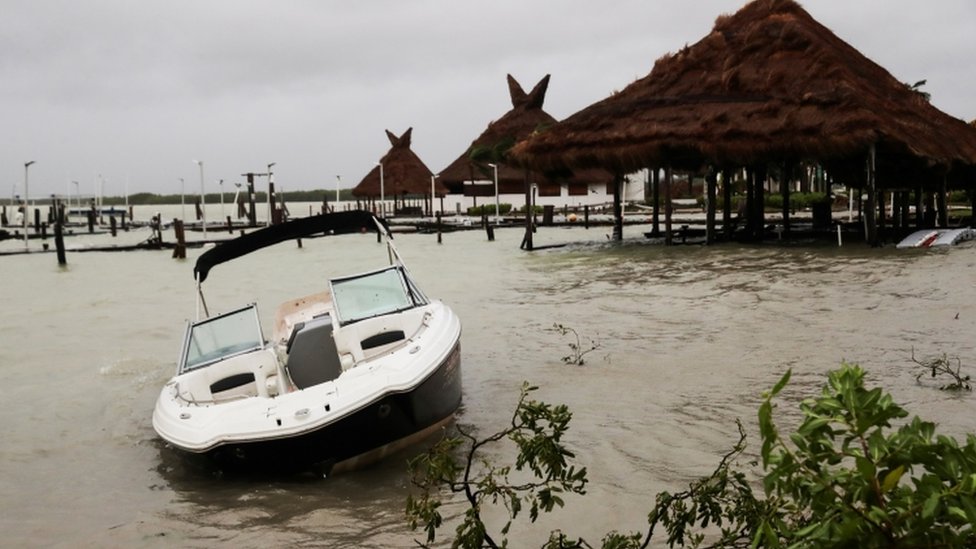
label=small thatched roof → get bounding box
[513,0,976,186]
[438,75,611,193]
[352,128,448,198]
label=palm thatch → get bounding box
[513,0,976,188]
[352,128,448,198]
[439,74,611,194]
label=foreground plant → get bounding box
[407,364,976,547]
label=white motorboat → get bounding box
[896,228,976,249]
[152,211,462,474]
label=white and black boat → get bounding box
[152,211,461,474]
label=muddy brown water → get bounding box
[2,220,974,547]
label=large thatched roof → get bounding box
[513,0,976,186]
[352,128,448,198]
[438,75,612,194]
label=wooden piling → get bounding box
[583,205,589,229]
[87,210,95,233]
[865,145,878,246]
[612,174,623,241]
[110,216,117,237]
[436,211,443,244]
[664,167,673,246]
[54,215,66,265]
[226,215,233,233]
[172,219,186,259]
[486,223,495,241]
[34,209,41,233]
[722,168,732,240]
[705,171,717,244]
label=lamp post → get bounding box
[488,163,500,225]
[218,179,225,219]
[193,159,206,238]
[71,180,79,213]
[376,162,385,217]
[179,177,186,221]
[335,175,341,205]
[24,161,35,250]
[430,173,439,216]
[266,162,276,227]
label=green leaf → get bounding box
[770,369,792,397]
[881,465,905,493]
[922,492,940,519]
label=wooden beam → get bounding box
[865,144,878,246]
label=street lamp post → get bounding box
[376,162,385,217]
[179,177,186,221]
[193,160,206,238]
[335,175,341,206]
[430,173,439,216]
[266,162,276,227]
[24,161,35,250]
[71,180,79,213]
[488,163,500,225]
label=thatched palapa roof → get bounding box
[352,128,448,198]
[439,74,611,194]
[513,0,976,186]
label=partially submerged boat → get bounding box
[152,211,462,474]
[896,228,976,249]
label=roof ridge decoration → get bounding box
[385,127,413,148]
[507,74,550,110]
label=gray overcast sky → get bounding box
[3,0,974,199]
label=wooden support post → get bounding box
[297,238,303,248]
[110,215,117,237]
[194,199,202,220]
[172,219,186,259]
[226,215,233,233]
[722,168,732,240]
[877,189,886,242]
[269,182,277,225]
[41,222,47,239]
[865,145,878,246]
[664,166,673,246]
[246,173,257,226]
[34,209,41,233]
[486,223,495,241]
[54,215,66,266]
[705,171,717,244]
[521,170,533,251]
[651,168,661,237]
[914,185,924,229]
[612,174,623,241]
[584,205,589,229]
[87,210,95,233]
[937,176,948,227]
[754,166,766,240]
[971,179,976,227]
[436,211,443,244]
[781,162,792,236]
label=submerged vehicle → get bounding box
[152,211,462,474]
[896,228,976,249]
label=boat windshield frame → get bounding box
[330,266,428,327]
[178,304,265,374]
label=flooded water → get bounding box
[2,211,975,547]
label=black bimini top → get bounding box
[193,210,389,283]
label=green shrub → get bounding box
[407,363,976,548]
[466,203,513,216]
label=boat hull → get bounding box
[173,341,461,474]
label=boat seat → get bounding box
[286,314,343,390]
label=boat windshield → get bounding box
[331,266,425,326]
[180,304,264,373]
